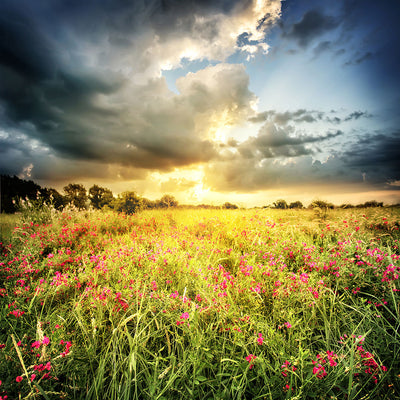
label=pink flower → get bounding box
[31,340,41,349]
[42,336,50,346]
[257,333,264,345]
[312,364,327,379]
[16,375,23,383]
[30,374,36,382]
[180,312,189,320]
[245,354,257,369]
[284,322,292,328]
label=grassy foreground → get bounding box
[1,207,399,399]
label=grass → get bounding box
[0,206,399,399]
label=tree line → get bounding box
[269,199,384,209]
[0,174,390,215]
[0,175,178,214]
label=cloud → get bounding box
[343,111,372,121]
[0,62,256,180]
[282,9,340,47]
[249,108,373,126]
[249,109,321,124]
[203,128,400,193]
[238,123,343,159]
[0,0,281,181]
[342,132,400,183]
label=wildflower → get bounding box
[9,309,25,318]
[30,374,36,382]
[284,384,293,391]
[180,312,189,320]
[326,350,338,367]
[42,336,50,346]
[16,376,23,383]
[312,363,327,379]
[31,341,41,349]
[257,333,264,345]
[281,360,297,377]
[245,354,257,369]
[284,322,292,328]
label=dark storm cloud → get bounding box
[0,0,280,181]
[342,132,400,184]
[282,9,340,47]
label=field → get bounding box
[1,206,399,399]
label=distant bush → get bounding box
[289,201,304,209]
[223,202,239,209]
[339,203,354,209]
[273,199,288,209]
[356,200,383,208]
[157,194,179,208]
[309,200,335,209]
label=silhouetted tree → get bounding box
[0,175,42,213]
[339,203,354,209]
[158,194,178,208]
[309,200,334,209]
[64,183,87,210]
[357,200,383,208]
[114,191,143,214]
[273,199,288,209]
[42,187,65,210]
[88,185,114,209]
[223,202,238,209]
[289,201,304,209]
[142,197,156,209]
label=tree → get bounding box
[158,194,178,208]
[0,174,42,213]
[223,202,238,209]
[273,199,288,209]
[142,197,156,209]
[289,201,304,209]
[310,200,334,209]
[88,185,114,209]
[64,183,87,210]
[42,187,65,210]
[359,200,383,208]
[114,191,143,214]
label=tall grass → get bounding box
[0,207,399,399]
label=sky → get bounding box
[1,0,400,207]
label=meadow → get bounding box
[0,205,399,399]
